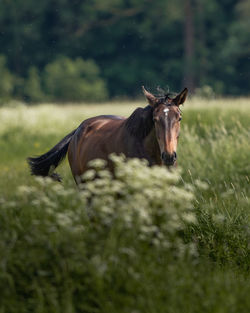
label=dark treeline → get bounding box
[0,0,250,102]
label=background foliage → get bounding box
[0,0,250,102]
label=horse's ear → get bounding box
[173,88,188,106]
[142,86,157,106]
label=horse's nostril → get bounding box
[162,152,177,165]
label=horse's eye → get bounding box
[179,117,182,121]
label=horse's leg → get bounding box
[68,132,86,186]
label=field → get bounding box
[0,98,249,313]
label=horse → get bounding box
[27,87,188,184]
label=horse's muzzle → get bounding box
[162,151,177,166]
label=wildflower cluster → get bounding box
[80,155,197,255]
[0,154,199,300]
[5,155,198,259]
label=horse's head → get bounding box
[142,86,188,166]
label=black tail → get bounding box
[27,128,77,181]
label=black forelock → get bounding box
[152,87,178,106]
[156,96,171,105]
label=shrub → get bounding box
[0,55,15,103]
[80,155,196,254]
[23,67,45,103]
[43,57,108,102]
[0,156,196,312]
[194,85,215,98]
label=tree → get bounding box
[183,0,195,93]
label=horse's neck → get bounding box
[143,127,162,165]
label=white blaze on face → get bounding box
[163,108,169,117]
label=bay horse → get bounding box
[27,87,188,184]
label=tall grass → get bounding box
[0,98,249,312]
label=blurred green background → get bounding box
[1,0,250,103]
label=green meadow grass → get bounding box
[0,98,249,313]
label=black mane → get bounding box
[125,105,154,139]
